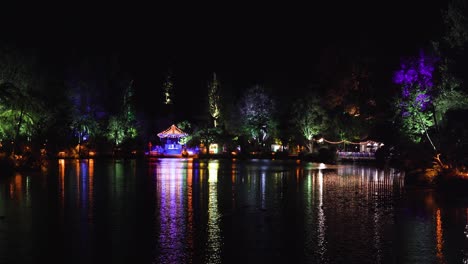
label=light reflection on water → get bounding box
[0,159,467,263]
[155,158,188,264]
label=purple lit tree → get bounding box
[394,51,438,150]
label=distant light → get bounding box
[209,143,219,154]
[318,163,326,169]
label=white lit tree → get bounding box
[239,85,276,150]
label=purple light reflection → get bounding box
[155,159,189,263]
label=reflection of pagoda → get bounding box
[155,124,188,155]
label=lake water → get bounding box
[0,158,467,264]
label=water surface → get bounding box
[0,158,466,263]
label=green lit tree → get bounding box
[292,94,328,153]
[394,52,439,151]
[106,116,126,146]
[0,47,47,155]
[432,59,468,124]
[395,87,436,147]
[176,120,192,145]
[208,72,221,127]
[191,126,222,153]
[106,80,138,148]
[163,72,174,105]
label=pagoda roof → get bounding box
[157,124,188,138]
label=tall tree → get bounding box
[106,80,138,147]
[208,72,221,127]
[162,71,174,105]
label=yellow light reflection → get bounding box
[88,159,94,221]
[436,209,446,263]
[208,160,219,183]
[207,160,221,263]
[9,173,23,200]
[58,159,65,209]
[75,160,80,207]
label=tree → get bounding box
[394,51,438,150]
[67,80,101,157]
[0,46,47,155]
[442,0,468,50]
[238,85,276,151]
[106,80,138,149]
[292,94,328,153]
[106,116,126,146]
[163,71,174,105]
[208,72,221,127]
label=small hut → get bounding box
[156,124,188,155]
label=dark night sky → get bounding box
[1,2,448,120]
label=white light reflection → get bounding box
[303,168,314,261]
[464,208,468,264]
[207,160,222,264]
[317,168,327,262]
[318,163,326,170]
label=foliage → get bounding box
[191,126,223,151]
[208,72,221,127]
[393,52,438,149]
[433,60,468,124]
[0,81,49,151]
[106,116,126,145]
[442,0,468,49]
[238,85,277,149]
[177,120,192,145]
[395,87,435,143]
[106,81,138,146]
[292,94,328,153]
[163,72,174,105]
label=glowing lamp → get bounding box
[209,143,219,154]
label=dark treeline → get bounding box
[0,1,467,183]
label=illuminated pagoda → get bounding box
[155,124,188,155]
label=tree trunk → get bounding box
[308,140,314,153]
[13,106,24,155]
